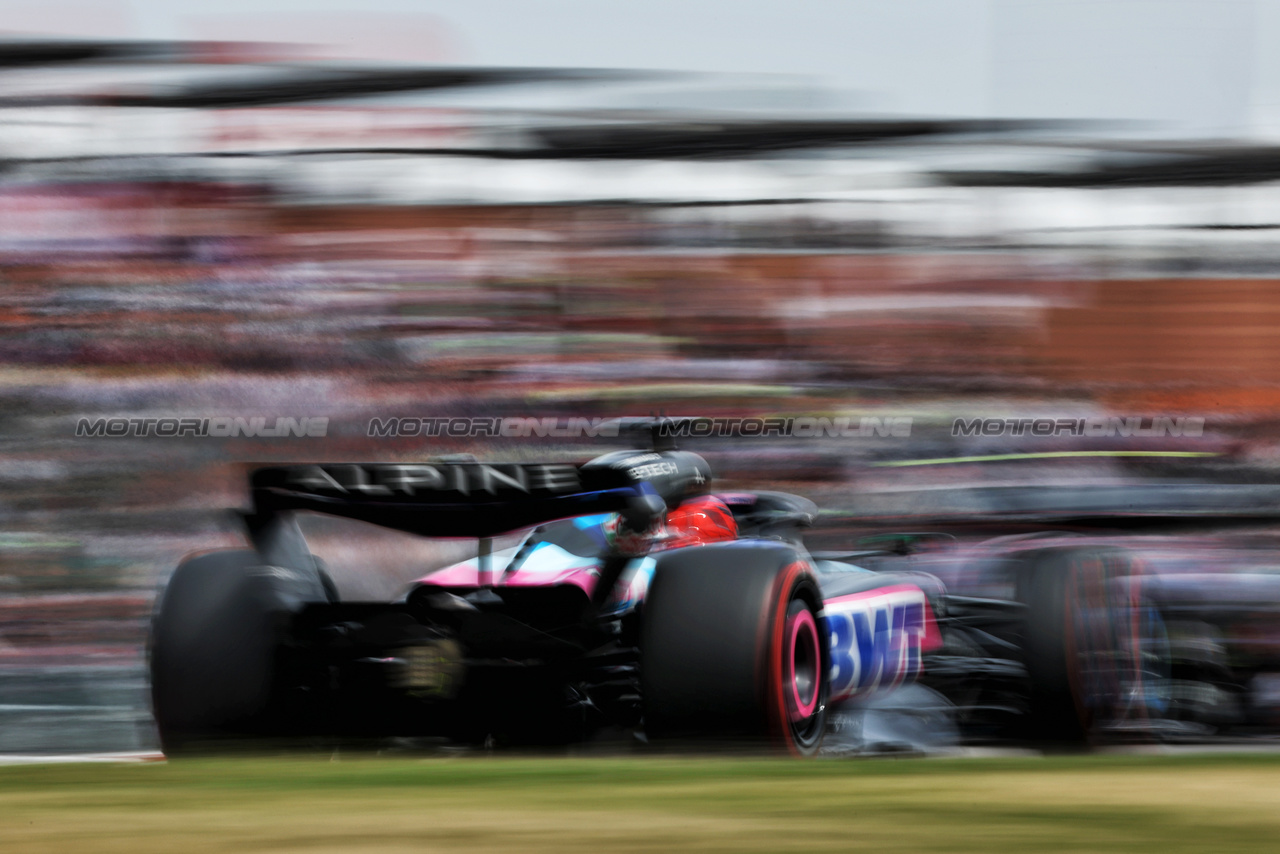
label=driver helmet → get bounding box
[660,495,739,551]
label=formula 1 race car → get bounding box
[149,446,1179,755]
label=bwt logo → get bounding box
[823,587,928,701]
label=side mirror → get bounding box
[621,493,667,532]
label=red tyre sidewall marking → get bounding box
[763,561,809,754]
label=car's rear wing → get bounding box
[247,451,712,541]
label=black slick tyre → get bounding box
[641,542,827,755]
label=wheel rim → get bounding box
[786,607,820,722]
[776,594,825,753]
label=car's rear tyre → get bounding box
[1015,547,1167,744]
[641,543,827,755]
[149,549,333,754]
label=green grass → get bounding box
[3,753,1280,852]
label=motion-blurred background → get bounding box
[5,0,1280,752]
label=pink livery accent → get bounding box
[415,560,602,597]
